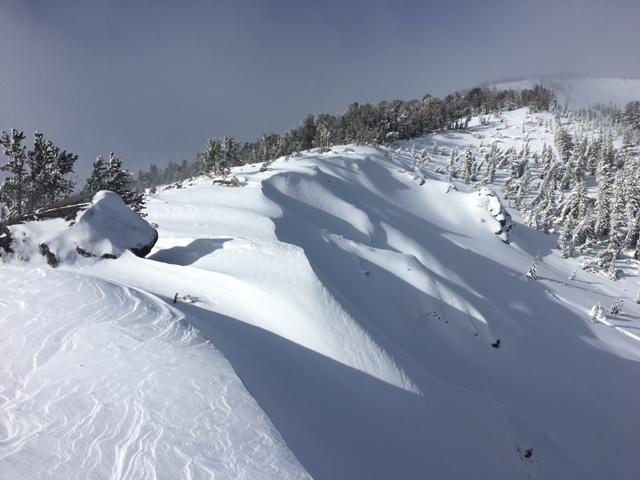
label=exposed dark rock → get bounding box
[38,243,59,268]
[130,229,158,258]
[76,246,93,258]
[491,339,501,349]
[0,225,13,254]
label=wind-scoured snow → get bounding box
[0,267,310,480]
[3,108,640,479]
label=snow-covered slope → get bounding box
[489,76,640,108]
[3,111,640,479]
[0,267,310,480]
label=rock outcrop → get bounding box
[2,191,157,266]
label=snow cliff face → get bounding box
[2,110,640,479]
[489,76,640,108]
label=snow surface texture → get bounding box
[0,267,310,480]
[489,76,640,108]
[3,108,640,479]
[6,191,157,265]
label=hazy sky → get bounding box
[1,0,639,175]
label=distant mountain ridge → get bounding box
[483,76,640,108]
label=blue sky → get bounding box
[1,0,639,174]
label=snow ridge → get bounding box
[3,111,640,479]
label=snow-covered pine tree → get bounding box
[559,179,587,224]
[105,152,129,194]
[623,156,640,249]
[419,149,430,169]
[410,143,418,172]
[481,149,496,185]
[515,159,531,210]
[462,146,475,184]
[86,156,108,193]
[608,170,627,249]
[608,298,624,316]
[594,152,613,237]
[589,302,605,323]
[87,152,144,213]
[572,196,594,248]
[39,137,76,206]
[540,144,551,174]
[554,126,574,162]
[558,215,575,258]
[222,136,239,175]
[604,245,619,280]
[26,132,48,211]
[202,138,222,175]
[526,252,540,279]
[447,146,459,180]
[0,129,28,218]
[318,122,331,153]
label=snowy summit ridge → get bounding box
[2,107,640,479]
[485,75,640,108]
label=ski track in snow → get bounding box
[0,267,310,480]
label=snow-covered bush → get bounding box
[608,298,624,316]
[589,302,606,323]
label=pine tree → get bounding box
[608,298,624,316]
[462,146,475,184]
[481,149,496,185]
[559,216,575,258]
[26,132,48,210]
[623,156,640,248]
[105,152,129,194]
[602,245,619,280]
[515,160,530,210]
[87,152,144,213]
[31,134,76,206]
[608,170,626,249]
[594,154,612,237]
[222,136,239,175]
[560,179,587,224]
[554,126,574,162]
[410,143,418,172]
[318,122,331,153]
[447,147,459,180]
[202,138,222,175]
[526,252,540,279]
[0,129,27,218]
[589,302,605,323]
[86,156,108,193]
[541,143,555,177]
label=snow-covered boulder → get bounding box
[3,191,157,266]
[475,187,513,243]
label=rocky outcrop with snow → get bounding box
[2,190,157,266]
[475,187,513,242]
